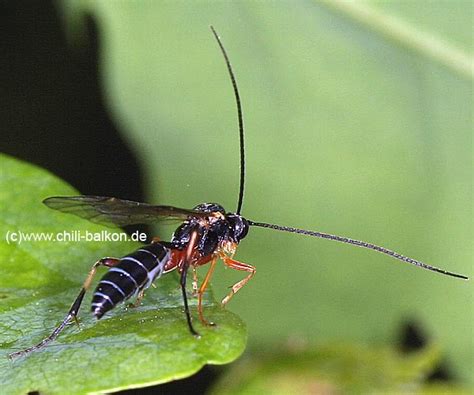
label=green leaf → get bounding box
[62,0,472,386]
[210,343,471,394]
[0,154,246,394]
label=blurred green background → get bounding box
[1,0,472,392]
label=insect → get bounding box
[9,26,468,359]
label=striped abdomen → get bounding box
[91,243,171,319]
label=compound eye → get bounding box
[237,218,249,240]
[227,215,249,242]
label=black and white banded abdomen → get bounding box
[91,243,170,319]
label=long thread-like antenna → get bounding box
[248,220,468,280]
[210,26,246,215]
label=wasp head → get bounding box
[225,213,249,243]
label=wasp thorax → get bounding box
[193,202,225,214]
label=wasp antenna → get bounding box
[248,221,468,280]
[210,26,246,215]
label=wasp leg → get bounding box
[179,230,200,337]
[192,266,199,296]
[180,263,200,337]
[8,257,120,359]
[197,257,218,326]
[128,289,145,308]
[220,256,256,306]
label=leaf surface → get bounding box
[210,344,470,394]
[0,154,246,395]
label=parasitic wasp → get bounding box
[9,26,468,359]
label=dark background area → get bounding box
[0,2,219,394]
[0,1,143,201]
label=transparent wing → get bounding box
[43,195,208,227]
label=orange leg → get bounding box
[221,256,256,306]
[198,257,218,326]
